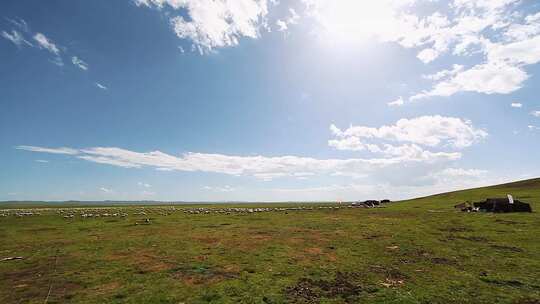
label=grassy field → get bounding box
[1,179,539,304]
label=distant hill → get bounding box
[400,177,540,210]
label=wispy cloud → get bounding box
[15,143,460,185]
[95,83,108,90]
[2,20,96,74]
[137,182,151,188]
[33,33,60,55]
[276,8,300,32]
[1,30,32,47]
[203,185,237,192]
[531,111,540,117]
[100,187,113,193]
[16,116,486,185]
[5,17,29,32]
[387,97,404,107]
[35,159,49,163]
[71,56,88,70]
[16,145,79,155]
[511,102,523,108]
[136,0,273,53]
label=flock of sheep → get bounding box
[0,204,377,220]
[0,199,395,220]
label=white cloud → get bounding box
[388,97,404,107]
[137,182,151,188]
[33,33,60,55]
[95,83,108,90]
[2,21,90,70]
[422,64,464,81]
[132,0,540,106]
[504,12,540,40]
[529,125,540,131]
[511,102,522,108]
[77,155,141,168]
[6,18,29,33]
[16,144,461,182]
[303,0,417,44]
[35,159,49,163]
[203,185,237,192]
[411,62,528,101]
[16,145,79,155]
[1,30,32,47]
[432,167,487,179]
[487,35,540,65]
[100,187,113,193]
[137,0,271,53]
[283,2,537,103]
[71,56,88,70]
[276,19,288,31]
[276,8,300,32]
[531,111,540,118]
[329,115,487,149]
[333,0,537,102]
[417,48,440,64]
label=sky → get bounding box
[1,0,540,202]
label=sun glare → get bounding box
[313,1,402,45]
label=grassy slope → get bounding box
[0,179,539,304]
[399,177,540,209]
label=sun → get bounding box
[310,1,404,45]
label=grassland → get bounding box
[1,178,539,304]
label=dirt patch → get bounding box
[306,247,323,255]
[222,233,275,252]
[285,272,369,303]
[250,234,273,242]
[0,258,81,303]
[192,236,221,245]
[288,237,306,244]
[171,265,239,286]
[135,253,175,273]
[93,281,121,295]
[107,250,176,274]
[0,264,50,297]
[327,252,337,262]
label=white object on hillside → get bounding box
[507,194,514,204]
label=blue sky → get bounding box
[1,0,540,202]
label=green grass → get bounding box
[1,178,539,303]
